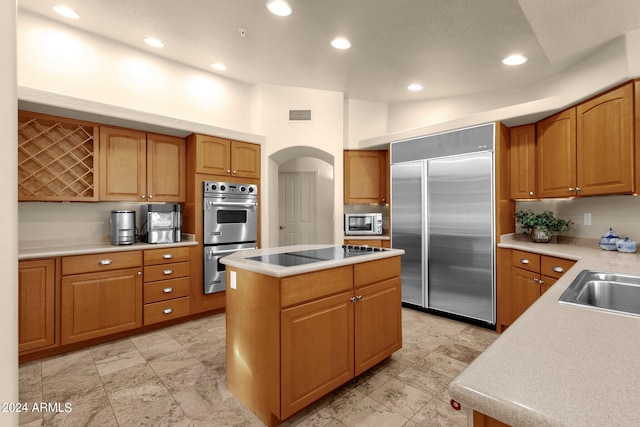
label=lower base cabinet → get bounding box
[226,256,402,425]
[473,411,511,427]
[19,259,57,353]
[60,252,143,345]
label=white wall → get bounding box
[252,83,345,246]
[345,99,388,149]
[18,11,254,133]
[2,1,18,425]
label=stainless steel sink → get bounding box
[558,270,640,317]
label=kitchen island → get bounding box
[220,244,404,426]
[449,237,640,426]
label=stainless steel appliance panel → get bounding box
[203,196,258,245]
[110,210,136,245]
[391,162,424,306]
[204,243,257,294]
[426,152,494,323]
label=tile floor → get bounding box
[19,308,498,426]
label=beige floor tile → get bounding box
[19,307,497,426]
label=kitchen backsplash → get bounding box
[18,201,147,244]
[516,195,640,242]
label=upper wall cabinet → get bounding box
[535,83,634,198]
[344,150,388,205]
[576,83,634,196]
[99,126,186,202]
[18,111,99,202]
[536,108,577,198]
[509,124,536,199]
[192,134,261,179]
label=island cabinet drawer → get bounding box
[281,265,353,307]
[143,262,190,282]
[144,277,190,304]
[354,256,401,287]
[541,256,575,279]
[62,251,142,275]
[511,250,540,273]
[144,246,191,265]
[144,296,190,325]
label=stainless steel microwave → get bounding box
[344,213,383,235]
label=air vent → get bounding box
[289,109,312,121]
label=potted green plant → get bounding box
[514,210,573,243]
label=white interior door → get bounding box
[278,172,317,245]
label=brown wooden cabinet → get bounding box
[226,256,402,425]
[497,248,575,333]
[18,111,99,202]
[577,83,634,196]
[19,259,57,353]
[536,82,634,198]
[143,246,191,325]
[344,239,391,248]
[509,124,536,199]
[60,251,143,345]
[536,108,577,198]
[99,126,185,202]
[473,411,511,427]
[344,150,388,204]
[191,134,260,179]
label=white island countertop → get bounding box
[449,238,640,426]
[220,244,404,277]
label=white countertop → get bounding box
[449,237,640,426]
[220,244,404,277]
[19,234,198,260]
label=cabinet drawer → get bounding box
[541,256,575,279]
[144,246,191,265]
[511,250,540,273]
[144,296,190,325]
[62,251,142,275]
[144,262,190,282]
[144,277,190,304]
[281,266,353,307]
[354,256,401,287]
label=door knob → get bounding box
[279,225,286,230]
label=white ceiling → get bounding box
[17,0,640,104]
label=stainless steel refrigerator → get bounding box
[391,123,495,325]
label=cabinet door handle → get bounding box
[163,269,173,275]
[529,191,534,196]
[539,279,545,285]
[148,194,153,199]
[98,259,112,266]
[226,169,231,173]
[519,259,530,264]
[162,254,174,259]
[232,170,237,174]
[552,266,564,273]
[533,278,539,283]
[141,194,147,199]
[575,187,581,192]
[163,308,173,315]
[163,287,174,293]
[356,295,363,301]
[350,296,357,302]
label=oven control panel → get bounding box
[204,181,257,196]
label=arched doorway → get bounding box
[268,147,335,247]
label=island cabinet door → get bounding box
[280,290,354,420]
[354,277,402,376]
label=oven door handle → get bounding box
[206,246,258,260]
[206,200,258,208]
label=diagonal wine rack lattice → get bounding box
[18,112,99,201]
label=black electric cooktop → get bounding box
[247,245,387,267]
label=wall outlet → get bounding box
[584,213,592,226]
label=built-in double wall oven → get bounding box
[203,181,258,294]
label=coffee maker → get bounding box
[141,204,182,244]
[110,210,136,245]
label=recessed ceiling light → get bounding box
[53,5,80,19]
[144,37,164,48]
[266,0,292,16]
[407,83,424,92]
[502,54,528,66]
[211,62,227,71]
[331,38,351,50]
